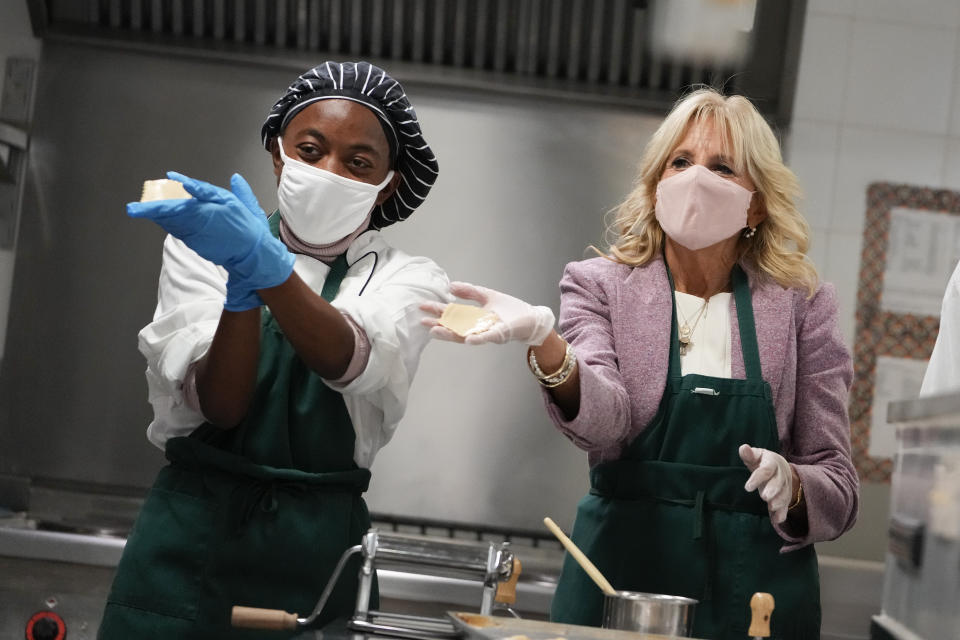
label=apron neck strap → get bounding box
[664,260,762,381]
[269,211,349,303]
[665,265,683,378]
[320,253,349,302]
[731,264,762,380]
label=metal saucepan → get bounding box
[601,590,697,637]
[543,518,698,637]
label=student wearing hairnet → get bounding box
[423,88,858,639]
[99,61,449,638]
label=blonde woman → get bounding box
[422,88,858,639]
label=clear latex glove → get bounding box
[420,281,555,346]
[128,172,294,307]
[739,444,794,524]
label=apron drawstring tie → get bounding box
[692,490,705,540]
[691,490,716,603]
[231,479,308,533]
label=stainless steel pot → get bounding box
[601,591,697,637]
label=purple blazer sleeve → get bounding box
[773,283,858,551]
[542,259,635,452]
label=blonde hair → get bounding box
[607,87,818,295]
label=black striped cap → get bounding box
[261,61,438,229]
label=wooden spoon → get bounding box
[543,517,617,596]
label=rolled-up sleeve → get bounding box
[775,283,859,550]
[542,262,633,452]
[138,235,227,449]
[328,256,450,467]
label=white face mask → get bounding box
[276,138,395,245]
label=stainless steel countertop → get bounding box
[887,390,960,423]
[0,521,125,567]
[0,519,559,617]
[291,618,450,640]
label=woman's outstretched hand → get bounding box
[420,281,555,346]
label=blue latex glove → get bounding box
[128,172,295,309]
[224,175,269,312]
[224,274,262,312]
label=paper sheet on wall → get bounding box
[868,356,930,458]
[881,207,960,316]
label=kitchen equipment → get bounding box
[542,517,616,595]
[544,516,697,637]
[448,610,700,640]
[601,591,697,637]
[748,592,774,639]
[231,528,518,638]
[871,392,960,639]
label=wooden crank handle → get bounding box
[231,605,299,630]
[748,592,775,638]
[495,556,522,604]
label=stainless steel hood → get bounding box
[30,0,806,126]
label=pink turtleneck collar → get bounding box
[278,211,373,264]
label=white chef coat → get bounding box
[137,228,451,468]
[921,259,960,397]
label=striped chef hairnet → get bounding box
[261,61,438,229]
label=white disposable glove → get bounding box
[420,281,555,346]
[738,444,795,525]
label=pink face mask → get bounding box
[654,164,753,251]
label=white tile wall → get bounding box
[808,0,857,18]
[854,0,960,29]
[786,120,841,229]
[832,126,947,234]
[842,21,956,134]
[823,230,865,346]
[951,36,960,137]
[792,13,854,122]
[794,3,960,577]
[807,226,830,279]
[945,138,960,191]
[794,0,960,570]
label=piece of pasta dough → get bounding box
[439,303,499,337]
[140,179,192,202]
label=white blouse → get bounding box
[674,291,733,378]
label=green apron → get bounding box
[550,265,820,640]
[101,217,373,639]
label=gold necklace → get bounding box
[677,295,709,356]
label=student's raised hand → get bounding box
[128,172,295,310]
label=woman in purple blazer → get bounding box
[423,88,858,639]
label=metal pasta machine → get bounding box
[231,528,521,638]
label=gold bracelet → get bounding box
[788,477,803,510]
[527,343,566,379]
[527,342,577,388]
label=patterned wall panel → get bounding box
[851,183,960,482]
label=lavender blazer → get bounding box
[543,256,859,550]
